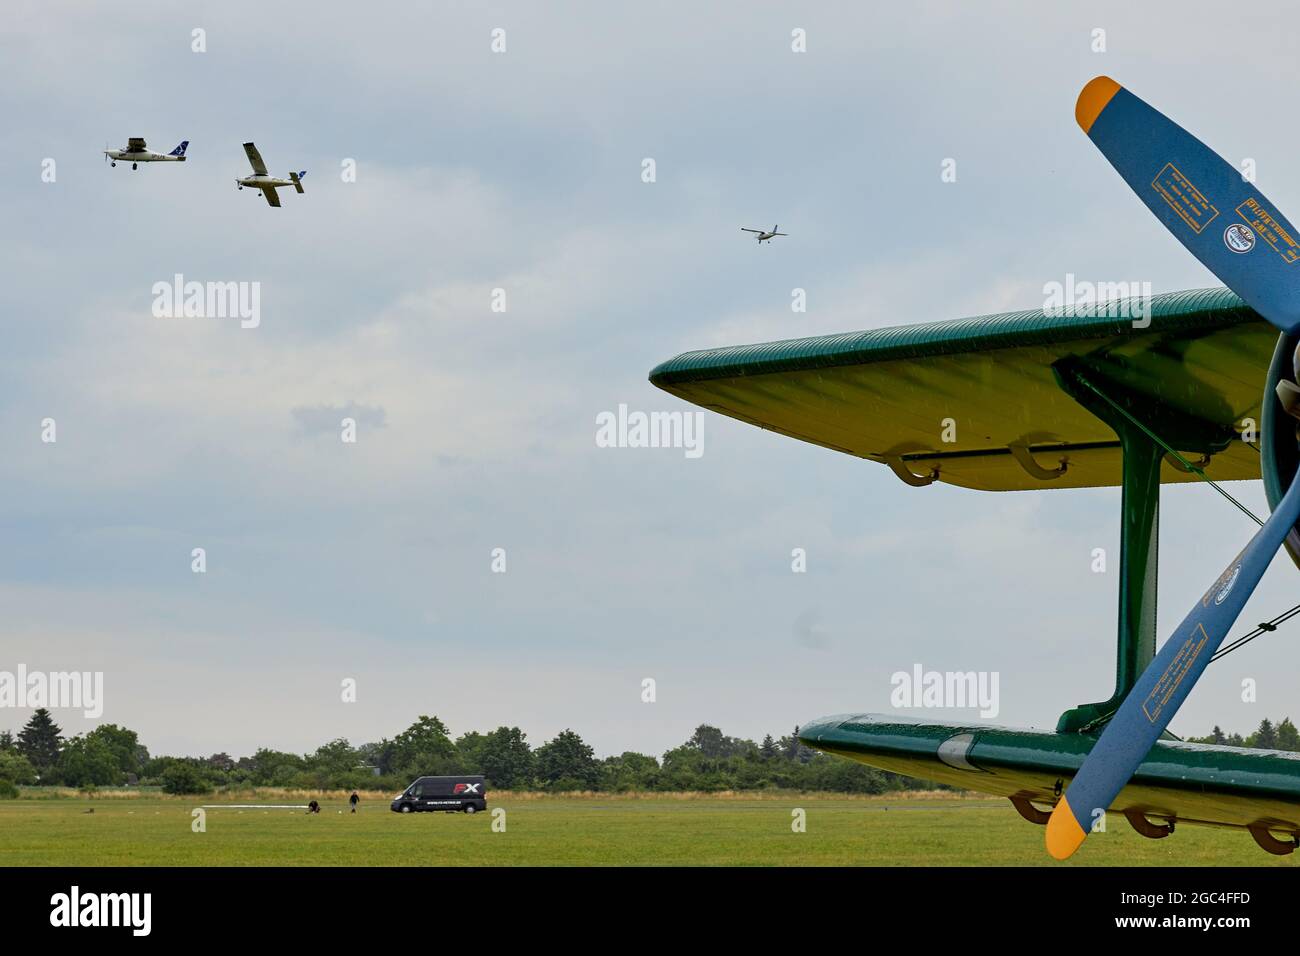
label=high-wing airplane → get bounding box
[236,142,306,208]
[104,137,188,170]
[654,77,1300,860]
[740,225,787,243]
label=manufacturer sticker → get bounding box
[1214,564,1242,604]
[1224,223,1255,254]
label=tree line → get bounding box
[1185,717,1300,750]
[0,711,929,796]
[2,711,1294,798]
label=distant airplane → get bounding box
[236,142,306,208]
[740,225,788,244]
[104,138,188,170]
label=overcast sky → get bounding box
[4,1,1300,759]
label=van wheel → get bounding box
[400,804,412,813]
[465,805,476,814]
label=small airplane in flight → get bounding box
[104,138,188,170]
[740,225,788,244]
[236,142,306,208]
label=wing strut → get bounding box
[1065,364,1262,527]
[1050,357,1234,733]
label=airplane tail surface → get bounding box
[291,170,306,194]
[169,140,189,157]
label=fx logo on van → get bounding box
[453,783,480,794]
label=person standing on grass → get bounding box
[349,791,359,814]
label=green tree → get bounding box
[599,752,659,792]
[59,734,122,787]
[1251,718,1279,750]
[355,741,384,771]
[688,724,727,757]
[535,729,598,790]
[17,709,62,778]
[84,724,146,778]
[161,761,211,795]
[247,749,306,785]
[207,753,235,773]
[0,730,15,753]
[804,752,892,793]
[455,732,488,774]
[1277,718,1300,751]
[475,727,534,790]
[305,738,360,783]
[778,727,815,764]
[0,751,37,785]
[682,725,759,761]
[783,726,800,759]
[686,724,755,759]
[384,716,458,777]
[660,746,724,791]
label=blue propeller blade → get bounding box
[1046,470,1300,858]
[1077,76,1300,333]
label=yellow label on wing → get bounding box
[1151,163,1220,235]
[1142,622,1209,723]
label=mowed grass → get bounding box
[0,792,1295,866]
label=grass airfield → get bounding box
[0,790,1294,866]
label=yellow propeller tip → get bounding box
[1076,75,1122,135]
[1045,797,1088,860]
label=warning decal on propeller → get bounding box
[1151,162,1219,234]
[1142,622,1210,723]
[1236,197,1300,264]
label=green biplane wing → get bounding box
[653,286,1300,854]
[650,287,1273,492]
[799,715,1300,853]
